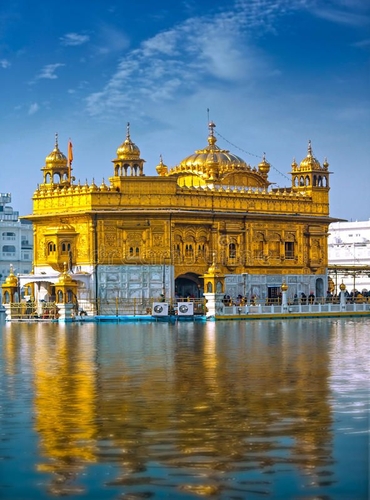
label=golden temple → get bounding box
[17,121,338,313]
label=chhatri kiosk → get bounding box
[15,121,337,317]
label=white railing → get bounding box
[219,301,370,316]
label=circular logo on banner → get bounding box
[154,305,163,313]
[179,305,189,313]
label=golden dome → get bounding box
[56,263,76,286]
[299,140,321,170]
[156,155,168,176]
[116,122,140,160]
[281,281,288,292]
[3,265,18,287]
[169,122,249,178]
[258,153,270,177]
[45,133,67,166]
[100,179,109,191]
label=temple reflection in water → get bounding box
[1,319,345,497]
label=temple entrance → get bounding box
[175,273,203,299]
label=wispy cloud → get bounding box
[85,0,285,117]
[37,63,65,80]
[310,0,370,26]
[0,58,10,68]
[85,0,370,119]
[60,32,90,46]
[28,102,39,115]
[352,38,370,48]
[312,6,370,26]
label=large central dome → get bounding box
[165,122,270,188]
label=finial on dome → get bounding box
[207,121,217,147]
[208,121,216,136]
[307,140,312,157]
[55,133,59,149]
[126,122,130,139]
[156,154,168,176]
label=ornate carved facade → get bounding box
[21,122,338,310]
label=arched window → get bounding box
[3,291,10,304]
[48,242,56,254]
[285,241,295,259]
[229,243,236,259]
[198,243,205,255]
[129,247,140,257]
[185,244,194,257]
[61,242,71,254]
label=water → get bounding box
[0,316,369,500]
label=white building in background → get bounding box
[328,220,370,294]
[0,193,33,289]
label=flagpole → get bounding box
[68,139,73,184]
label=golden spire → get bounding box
[258,152,270,177]
[299,140,321,170]
[207,121,217,147]
[156,155,168,176]
[116,122,141,160]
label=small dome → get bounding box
[156,155,168,176]
[4,265,18,287]
[258,153,270,177]
[291,158,298,171]
[299,140,321,170]
[45,133,67,166]
[116,122,140,160]
[56,263,74,286]
[100,179,109,191]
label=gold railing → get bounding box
[8,301,60,320]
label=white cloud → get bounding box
[0,58,10,69]
[28,103,39,115]
[60,32,90,46]
[37,63,65,80]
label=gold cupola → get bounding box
[291,140,330,192]
[299,140,321,171]
[156,155,168,176]
[116,122,141,160]
[41,134,71,187]
[111,123,145,179]
[166,122,270,189]
[258,153,271,178]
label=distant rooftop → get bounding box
[0,193,19,221]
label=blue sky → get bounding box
[1,0,369,221]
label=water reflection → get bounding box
[1,318,369,499]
